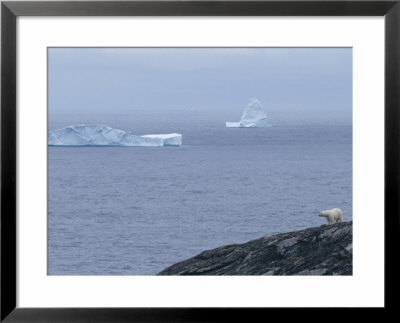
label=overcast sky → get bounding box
[48,47,352,126]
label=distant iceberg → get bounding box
[141,133,183,146]
[48,125,182,146]
[226,98,271,128]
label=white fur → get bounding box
[318,208,343,225]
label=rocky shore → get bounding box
[158,221,352,275]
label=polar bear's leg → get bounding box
[338,210,343,222]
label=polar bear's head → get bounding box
[318,211,328,217]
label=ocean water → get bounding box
[48,121,352,275]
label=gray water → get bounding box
[48,121,352,275]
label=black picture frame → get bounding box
[1,0,399,321]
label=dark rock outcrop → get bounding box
[158,221,352,275]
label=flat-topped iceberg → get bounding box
[141,133,183,146]
[226,98,271,128]
[48,125,182,147]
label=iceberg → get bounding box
[48,125,182,147]
[141,133,183,146]
[226,98,271,128]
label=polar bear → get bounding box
[318,208,343,225]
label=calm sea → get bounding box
[48,118,352,275]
